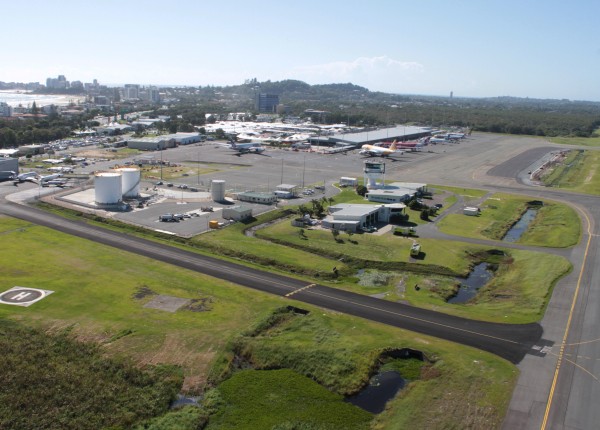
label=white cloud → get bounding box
[290,56,424,90]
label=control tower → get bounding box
[364,161,385,189]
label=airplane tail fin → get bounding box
[390,140,397,151]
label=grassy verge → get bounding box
[431,185,489,202]
[35,202,350,279]
[548,135,600,147]
[437,193,580,247]
[540,149,600,195]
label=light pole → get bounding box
[160,148,163,181]
[302,155,306,189]
[197,150,200,185]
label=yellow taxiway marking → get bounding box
[541,209,593,430]
[285,284,317,298]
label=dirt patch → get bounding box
[78,149,121,159]
[584,164,596,183]
[132,285,156,300]
[143,295,191,312]
[182,297,214,312]
[138,333,216,393]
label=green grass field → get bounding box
[0,216,519,429]
[0,216,284,393]
[548,134,600,147]
[437,193,580,247]
[255,220,571,323]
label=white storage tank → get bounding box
[95,171,122,205]
[116,167,141,198]
[211,180,226,202]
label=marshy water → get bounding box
[502,208,538,242]
[345,371,406,413]
[447,262,494,304]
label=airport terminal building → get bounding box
[309,125,434,148]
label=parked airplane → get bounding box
[40,178,68,187]
[39,174,62,184]
[429,136,449,144]
[48,166,73,173]
[230,142,266,154]
[447,133,466,140]
[359,140,404,157]
[13,172,39,183]
[395,137,430,151]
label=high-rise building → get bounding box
[147,86,160,103]
[0,102,13,117]
[46,75,69,89]
[123,84,140,100]
[255,93,279,113]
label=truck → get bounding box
[463,207,481,216]
[159,214,178,222]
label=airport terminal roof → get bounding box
[311,126,433,147]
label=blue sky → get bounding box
[3,0,599,101]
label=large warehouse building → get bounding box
[127,133,202,151]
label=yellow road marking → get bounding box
[541,208,593,430]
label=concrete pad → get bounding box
[143,295,190,312]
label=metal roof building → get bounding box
[309,125,433,147]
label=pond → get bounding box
[447,262,494,304]
[345,371,406,414]
[502,208,538,242]
[170,394,201,409]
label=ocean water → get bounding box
[0,90,83,107]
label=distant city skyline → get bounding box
[2,0,600,101]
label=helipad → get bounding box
[0,287,54,307]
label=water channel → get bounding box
[447,262,494,304]
[502,208,538,242]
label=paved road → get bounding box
[0,201,542,364]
